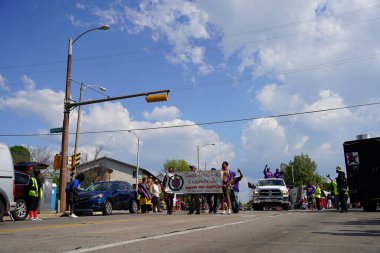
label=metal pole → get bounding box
[129,131,140,191]
[291,166,295,185]
[72,83,84,179]
[197,145,200,171]
[59,38,72,213]
[136,136,140,191]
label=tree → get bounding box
[281,153,325,186]
[81,145,104,163]
[157,159,191,180]
[10,145,31,164]
[163,159,191,172]
[30,146,52,165]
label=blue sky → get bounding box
[1,0,380,202]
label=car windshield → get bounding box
[85,183,113,192]
[258,180,285,186]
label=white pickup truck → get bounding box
[252,178,289,210]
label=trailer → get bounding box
[343,135,380,212]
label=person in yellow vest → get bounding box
[27,167,43,221]
[315,185,322,211]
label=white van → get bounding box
[0,143,16,221]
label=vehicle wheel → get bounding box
[12,199,28,221]
[102,200,113,215]
[363,201,377,212]
[0,201,5,222]
[283,204,289,211]
[129,200,138,214]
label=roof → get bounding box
[14,162,49,172]
[76,156,156,177]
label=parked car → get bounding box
[12,170,30,221]
[0,143,16,221]
[75,181,138,216]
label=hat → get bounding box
[336,166,343,172]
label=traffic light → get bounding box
[72,152,81,167]
[53,154,61,170]
[145,93,168,103]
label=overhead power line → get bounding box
[1,4,380,71]
[1,101,379,137]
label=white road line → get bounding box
[62,213,292,253]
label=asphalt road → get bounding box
[0,210,379,253]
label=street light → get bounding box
[128,130,140,191]
[72,83,108,178]
[197,143,215,171]
[59,25,109,213]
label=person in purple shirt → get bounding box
[263,165,273,178]
[274,169,285,179]
[306,182,316,210]
[230,169,243,213]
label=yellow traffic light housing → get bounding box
[53,154,61,170]
[72,152,81,167]
[145,93,168,103]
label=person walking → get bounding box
[27,167,43,221]
[162,166,175,215]
[66,173,85,218]
[230,169,243,213]
[188,165,201,215]
[152,179,162,212]
[306,182,315,210]
[315,184,322,210]
[138,177,152,214]
[336,166,348,213]
[220,161,233,215]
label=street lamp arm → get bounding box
[72,25,109,45]
[68,89,171,108]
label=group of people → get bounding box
[161,161,244,215]
[263,165,284,179]
[179,162,243,215]
[304,166,348,213]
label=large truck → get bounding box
[343,135,380,212]
[252,178,289,210]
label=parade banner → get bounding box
[164,170,223,194]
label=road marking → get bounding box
[62,213,292,253]
[0,217,153,233]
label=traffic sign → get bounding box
[50,127,63,133]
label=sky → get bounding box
[1,0,380,203]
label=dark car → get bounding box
[75,181,137,216]
[12,170,30,221]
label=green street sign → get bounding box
[50,127,63,133]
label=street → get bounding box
[0,210,379,253]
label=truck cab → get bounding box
[252,178,289,210]
[343,136,380,211]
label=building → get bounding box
[75,156,157,189]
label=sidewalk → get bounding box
[1,211,63,222]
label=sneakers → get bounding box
[220,210,226,215]
[228,209,232,215]
[35,217,43,221]
[29,217,36,221]
[69,214,78,218]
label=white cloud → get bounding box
[0,74,10,91]
[76,2,85,10]
[20,74,36,91]
[241,118,289,177]
[143,105,181,121]
[89,0,213,74]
